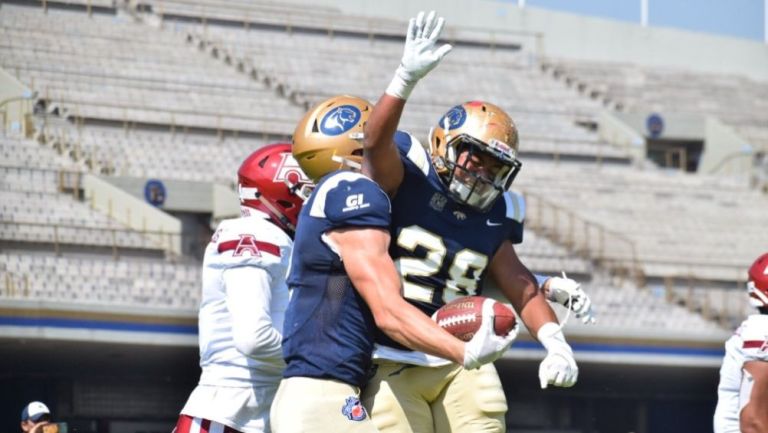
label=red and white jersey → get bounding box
[714,314,768,433]
[181,215,292,433]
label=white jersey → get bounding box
[182,215,292,433]
[714,314,768,433]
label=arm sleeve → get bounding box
[223,266,282,360]
[714,338,745,433]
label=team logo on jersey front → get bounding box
[273,152,311,185]
[439,105,467,130]
[429,192,447,211]
[341,396,367,421]
[320,105,361,136]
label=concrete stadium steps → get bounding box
[516,159,768,282]
[0,4,304,134]
[545,59,768,150]
[0,251,199,308]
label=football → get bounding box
[433,296,517,342]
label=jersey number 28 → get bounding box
[395,225,488,305]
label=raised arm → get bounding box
[363,94,406,195]
[363,11,452,195]
[327,226,515,369]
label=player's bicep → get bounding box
[362,144,404,197]
[326,227,401,313]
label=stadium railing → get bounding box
[525,191,644,286]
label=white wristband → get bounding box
[537,322,571,353]
[385,66,417,100]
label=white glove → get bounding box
[545,274,596,324]
[462,298,519,370]
[537,322,578,389]
[386,10,453,100]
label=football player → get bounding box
[174,143,310,433]
[269,96,518,433]
[359,11,591,432]
[714,253,768,433]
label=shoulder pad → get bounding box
[308,172,391,228]
[309,171,373,218]
[503,190,526,223]
[396,131,430,177]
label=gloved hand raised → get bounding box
[386,10,453,100]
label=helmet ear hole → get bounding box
[277,199,295,209]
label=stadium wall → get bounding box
[296,0,768,81]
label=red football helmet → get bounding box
[238,143,312,234]
[747,253,768,308]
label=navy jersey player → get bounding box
[269,96,518,433]
[359,11,591,433]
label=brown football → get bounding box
[433,295,517,342]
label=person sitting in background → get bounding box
[20,401,52,433]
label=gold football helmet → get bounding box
[429,101,522,212]
[292,95,371,182]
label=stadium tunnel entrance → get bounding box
[0,338,199,433]
[496,358,718,433]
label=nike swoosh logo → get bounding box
[486,220,502,226]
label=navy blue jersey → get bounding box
[283,171,392,388]
[378,131,525,351]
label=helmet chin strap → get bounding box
[748,281,768,308]
[285,179,314,202]
[331,155,362,171]
[238,184,296,233]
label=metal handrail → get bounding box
[524,191,644,285]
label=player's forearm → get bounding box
[520,295,559,337]
[345,251,464,364]
[378,298,465,365]
[233,324,282,360]
[490,242,558,334]
[494,262,557,334]
[365,94,405,154]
